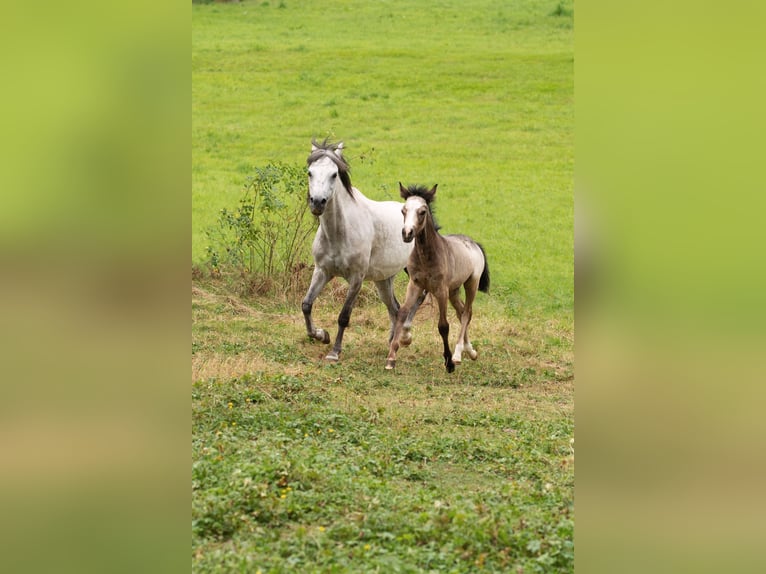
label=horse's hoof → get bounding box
[446,361,455,373]
[467,349,478,360]
[325,352,339,362]
[385,360,395,370]
[400,332,412,347]
[452,355,462,365]
[315,329,330,344]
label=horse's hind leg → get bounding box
[326,274,364,362]
[302,266,332,344]
[452,280,478,364]
[374,277,400,343]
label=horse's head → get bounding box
[399,183,438,243]
[306,139,352,216]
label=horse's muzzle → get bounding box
[309,197,327,216]
[402,229,414,243]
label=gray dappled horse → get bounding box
[302,139,420,361]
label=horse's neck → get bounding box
[415,218,444,261]
[319,185,359,240]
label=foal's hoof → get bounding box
[400,331,412,347]
[324,351,339,362]
[467,349,478,360]
[446,361,455,373]
[314,329,331,344]
[385,360,396,370]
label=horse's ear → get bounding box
[426,184,438,201]
[311,143,318,151]
[399,182,408,199]
[334,142,344,158]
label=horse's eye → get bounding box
[401,207,406,215]
[331,173,337,179]
[308,171,313,178]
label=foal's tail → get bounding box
[477,243,490,294]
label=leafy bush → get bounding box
[206,162,316,297]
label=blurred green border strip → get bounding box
[0,2,189,574]
[577,2,766,573]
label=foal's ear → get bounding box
[426,184,438,201]
[334,142,344,158]
[399,182,408,199]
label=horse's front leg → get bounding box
[449,289,466,364]
[326,274,364,361]
[436,291,455,373]
[399,290,426,347]
[386,281,424,370]
[302,266,332,344]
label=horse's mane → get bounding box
[307,138,353,197]
[401,184,441,232]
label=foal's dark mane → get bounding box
[400,184,441,231]
[307,137,354,197]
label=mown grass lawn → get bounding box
[193,1,573,571]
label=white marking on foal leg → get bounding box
[452,342,463,364]
[400,290,425,347]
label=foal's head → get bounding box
[306,138,353,216]
[399,183,438,243]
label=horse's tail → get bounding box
[477,243,490,294]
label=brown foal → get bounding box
[385,183,489,373]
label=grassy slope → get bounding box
[193,1,573,572]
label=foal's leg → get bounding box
[436,289,456,373]
[326,273,364,361]
[385,281,425,370]
[399,289,426,346]
[302,266,332,344]
[452,279,479,364]
[449,290,466,363]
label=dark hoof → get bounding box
[446,361,455,373]
[313,329,331,344]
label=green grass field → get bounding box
[193,0,573,314]
[193,1,573,571]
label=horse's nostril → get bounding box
[321,198,327,205]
